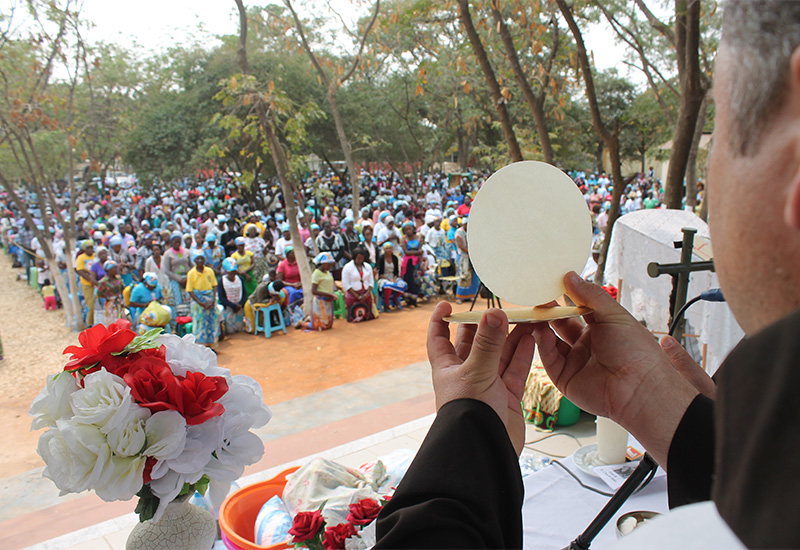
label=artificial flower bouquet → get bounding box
[30,319,272,522]
[288,496,389,550]
[261,456,410,550]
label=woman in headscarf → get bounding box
[341,247,375,323]
[454,216,479,304]
[96,260,124,326]
[186,250,221,347]
[218,258,246,334]
[400,221,424,299]
[232,236,256,297]
[276,245,303,292]
[243,223,268,291]
[361,224,377,264]
[128,272,163,330]
[162,230,191,310]
[376,242,409,310]
[305,252,336,331]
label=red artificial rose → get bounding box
[63,319,136,374]
[322,523,357,550]
[288,510,325,543]
[346,498,383,526]
[123,355,228,425]
[142,456,157,484]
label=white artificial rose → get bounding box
[157,334,231,380]
[149,468,206,522]
[150,420,220,485]
[70,369,133,433]
[220,375,272,429]
[30,372,80,430]
[93,454,147,502]
[105,405,150,457]
[41,420,112,495]
[143,410,187,461]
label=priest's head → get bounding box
[709,0,800,334]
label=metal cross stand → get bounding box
[646,227,715,342]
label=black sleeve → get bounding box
[667,393,715,508]
[375,399,524,549]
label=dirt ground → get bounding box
[0,257,478,477]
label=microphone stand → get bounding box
[564,454,658,550]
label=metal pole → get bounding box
[672,227,696,343]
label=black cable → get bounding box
[552,460,615,497]
[668,294,701,336]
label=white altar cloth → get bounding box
[522,456,668,550]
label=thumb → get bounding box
[463,308,508,378]
[563,271,625,319]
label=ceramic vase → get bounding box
[126,495,217,550]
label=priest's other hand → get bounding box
[533,272,699,466]
[427,302,535,455]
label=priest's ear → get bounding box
[785,47,800,232]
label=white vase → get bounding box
[126,495,217,550]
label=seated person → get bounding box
[128,272,164,329]
[218,258,247,334]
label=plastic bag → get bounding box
[282,457,381,526]
[140,301,171,327]
[254,495,292,546]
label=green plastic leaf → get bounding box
[115,327,163,356]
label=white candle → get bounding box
[596,416,628,465]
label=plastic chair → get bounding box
[253,303,287,338]
[333,291,346,319]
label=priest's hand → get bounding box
[427,302,535,455]
[533,272,699,466]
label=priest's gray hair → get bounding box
[722,0,800,155]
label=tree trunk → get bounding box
[490,3,556,164]
[326,87,360,215]
[457,0,523,163]
[235,0,314,316]
[662,0,705,209]
[556,0,626,285]
[685,91,709,210]
[595,140,624,285]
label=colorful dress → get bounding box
[186,266,221,346]
[401,237,422,296]
[96,275,124,326]
[244,236,268,291]
[232,249,256,297]
[162,247,191,309]
[455,227,480,300]
[310,268,334,330]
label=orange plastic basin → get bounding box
[219,466,300,550]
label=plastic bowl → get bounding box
[219,466,300,550]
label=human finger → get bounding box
[499,322,535,376]
[661,336,717,398]
[501,334,535,401]
[549,316,586,346]
[462,309,509,383]
[562,271,629,322]
[426,301,460,369]
[532,323,571,385]
[454,322,478,362]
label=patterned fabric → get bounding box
[522,362,564,432]
[191,289,221,345]
[310,295,334,330]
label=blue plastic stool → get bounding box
[254,303,287,338]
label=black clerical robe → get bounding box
[375,399,524,549]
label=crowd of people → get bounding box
[1,166,669,349]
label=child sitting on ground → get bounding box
[42,279,57,310]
